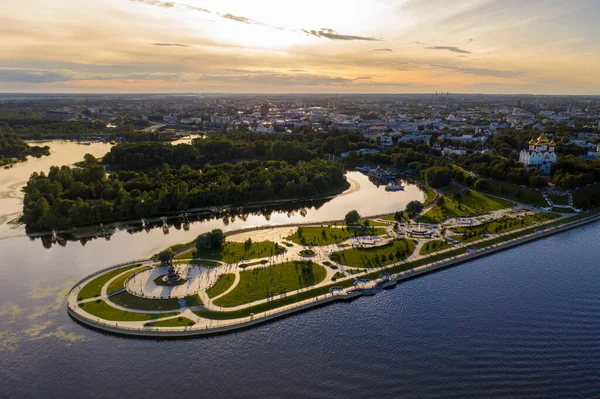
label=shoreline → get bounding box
[66,210,600,338]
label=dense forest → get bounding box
[103,129,372,170]
[22,155,346,229]
[0,119,162,141]
[0,132,50,166]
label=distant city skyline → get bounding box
[1,0,600,94]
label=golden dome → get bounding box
[536,133,548,144]
[528,138,536,145]
[549,140,556,146]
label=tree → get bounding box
[423,166,452,188]
[158,248,173,265]
[474,179,489,191]
[345,210,360,225]
[406,200,424,215]
[394,210,404,222]
[195,228,225,251]
[244,237,252,248]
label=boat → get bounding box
[385,184,404,192]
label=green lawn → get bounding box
[174,259,222,267]
[106,266,149,294]
[419,189,513,224]
[423,185,438,206]
[419,240,452,255]
[144,316,195,327]
[362,247,468,280]
[175,241,285,263]
[330,239,416,268]
[365,220,390,227]
[331,272,345,280]
[482,180,547,207]
[184,294,203,307]
[109,291,180,311]
[78,264,141,300]
[206,274,236,298]
[471,227,539,248]
[213,261,327,307]
[195,279,355,320]
[79,300,178,321]
[452,212,559,242]
[286,226,386,246]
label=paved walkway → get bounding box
[68,208,582,334]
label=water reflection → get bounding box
[1,140,425,249]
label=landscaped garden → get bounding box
[286,226,386,246]
[206,274,236,298]
[109,291,180,311]
[419,187,513,224]
[78,264,141,300]
[213,261,327,307]
[144,316,195,327]
[419,240,453,255]
[330,239,416,268]
[106,266,149,294]
[79,299,178,321]
[175,240,285,263]
[451,212,559,242]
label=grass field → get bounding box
[419,240,453,255]
[206,274,236,298]
[184,294,203,307]
[481,180,547,207]
[423,185,438,206]
[109,291,180,311]
[452,212,559,242]
[175,241,285,264]
[195,279,355,320]
[79,300,178,321]
[106,266,149,294]
[144,316,195,327]
[78,264,141,300]
[330,239,415,268]
[175,259,222,267]
[213,261,327,307]
[419,188,513,224]
[471,227,538,249]
[331,272,345,280]
[286,226,386,246]
[362,247,468,280]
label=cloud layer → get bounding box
[302,28,381,41]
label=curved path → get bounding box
[67,209,594,337]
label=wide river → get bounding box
[1,141,598,398]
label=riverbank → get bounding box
[66,209,600,338]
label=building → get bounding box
[518,133,557,175]
[380,135,393,147]
[260,103,269,117]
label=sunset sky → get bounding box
[1,0,599,94]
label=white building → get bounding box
[518,133,557,175]
[442,147,467,157]
[380,135,393,147]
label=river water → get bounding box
[0,141,598,398]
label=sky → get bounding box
[1,0,599,94]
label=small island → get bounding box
[0,132,50,168]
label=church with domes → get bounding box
[518,133,557,175]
